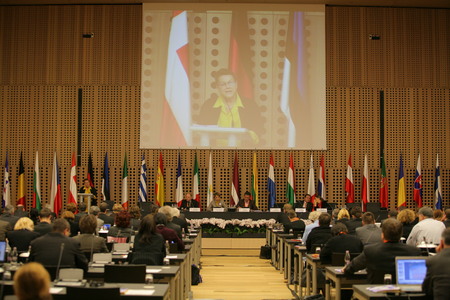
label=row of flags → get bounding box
[2,152,445,211]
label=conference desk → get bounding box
[293,245,307,298]
[184,211,309,220]
[324,266,367,300]
[305,253,322,296]
[352,285,427,300]
[277,233,294,273]
[284,238,303,283]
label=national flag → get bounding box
[379,154,389,208]
[397,154,406,208]
[139,154,148,203]
[286,153,295,206]
[229,10,254,100]
[161,10,191,146]
[87,152,95,188]
[122,153,129,210]
[207,152,213,207]
[102,152,110,201]
[362,154,369,212]
[308,154,315,198]
[230,153,240,207]
[155,153,165,207]
[435,154,443,210]
[317,154,326,202]
[33,151,41,210]
[193,153,200,206]
[251,152,259,207]
[68,152,77,205]
[345,155,354,203]
[176,152,184,206]
[17,152,26,208]
[3,153,10,208]
[50,152,62,215]
[413,153,423,208]
[267,153,276,208]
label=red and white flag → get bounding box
[161,10,191,146]
[362,154,369,211]
[68,152,77,204]
[230,153,240,207]
[345,154,354,203]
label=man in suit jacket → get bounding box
[34,208,53,236]
[179,193,200,210]
[306,213,332,253]
[0,219,11,241]
[236,191,258,211]
[423,228,450,299]
[72,215,108,254]
[356,212,382,245]
[74,203,88,223]
[0,205,20,228]
[345,206,363,235]
[344,218,421,284]
[293,194,313,212]
[14,204,28,218]
[30,218,88,271]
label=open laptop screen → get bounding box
[0,241,6,263]
[396,257,427,285]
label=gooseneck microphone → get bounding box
[55,243,65,282]
[89,233,95,263]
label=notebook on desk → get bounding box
[395,256,427,292]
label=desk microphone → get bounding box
[89,233,95,263]
[55,243,65,282]
[423,236,431,256]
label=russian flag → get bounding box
[413,153,423,208]
[267,154,276,208]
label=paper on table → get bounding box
[166,255,177,259]
[49,287,64,294]
[146,269,162,273]
[367,285,401,293]
[123,289,155,296]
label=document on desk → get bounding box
[122,289,155,296]
[146,269,162,273]
[367,285,401,292]
[49,287,64,294]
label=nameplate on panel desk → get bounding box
[316,208,327,213]
[189,208,201,212]
[269,208,281,212]
[239,208,250,212]
[295,208,306,213]
[212,208,225,212]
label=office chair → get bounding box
[104,264,146,283]
[65,286,120,300]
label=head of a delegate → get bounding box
[243,191,251,201]
[185,193,192,201]
[214,69,238,102]
[214,192,221,202]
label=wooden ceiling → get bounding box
[0,0,449,9]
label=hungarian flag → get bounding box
[139,154,148,203]
[3,153,10,208]
[155,153,165,207]
[362,154,369,212]
[122,153,129,210]
[176,152,184,206]
[102,152,110,201]
[50,152,62,215]
[193,153,200,205]
[251,152,259,207]
[206,152,213,207]
[397,154,406,208]
[161,10,191,146]
[345,155,354,203]
[286,153,295,206]
[413,153,423,208]
[17,152,26,208]
[68,152,77,205]
[435,154,443,210]
[267,153,276,208]
[33,151,41,210]
[229,10,253,100]
[87,152,95,188]
[308,154,315,201]
[230,153,240,207]
[316,154,326,203]
[379,155,389,208]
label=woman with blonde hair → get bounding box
[14,262,52,300]
[397,208,416,239]
[6,217,40,252]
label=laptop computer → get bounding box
[395,256,427,292]
[0,241,6,264]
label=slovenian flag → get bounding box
[308,154,315,199]
[413,153,423,208]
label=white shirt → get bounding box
[406,218,446,246]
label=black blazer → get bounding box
[179,200,199,210]
[131,232,165,265]
[78,187,98,206]
[345,218,363,235]
[0,214,20,228]
[293,201,313,212]
[172,216,188,235]
[7,229,40,252]
[345,241,422,284]
[34,222,53,236]
[30,232,88,271]
[306,226,332,253]
[422,248,450,299]
[236,199,258,211]
[98,213,115,225]
[320,233,364,265]
[284,219,306,234]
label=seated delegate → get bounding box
[236,191,258,211]
[131,214,165,265]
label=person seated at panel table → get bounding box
[283,210,306,236]
[72,215,108,254]
[196,68,263,147]
[6,217,40,253]
[293,194,313,212]
[207,192,229,211]
[13,262,52,300]
[131,214,166,265]
[236,191,259,211]
[343,218,421,284]
[179,192,200,210]
[107,211,134,242]
[154,213,184,252]
[78,178,97,206]
[312,196,327,210]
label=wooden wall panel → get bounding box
[0,5,449,212]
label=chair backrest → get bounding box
[366,202,381,213]
[92,252,112,263]
[107,236,128,243]
[59,268,84,281]
[331,252,361,266]
[104,264,146,283]
[66,286,120,300]
[113,243,131,252]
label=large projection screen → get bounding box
[141,4,325,149]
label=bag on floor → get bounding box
[259,244,271,259]
[191,264,202,285]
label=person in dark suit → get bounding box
[14,204,28,218]
[171,208,188,236]
[74,203,88,223]
[128,205,142,231]
[356,212,382,246]
[131,214,165,265]
[98,202,115,225]
[236,191,258,211]
[33,208,53,236]
[30,218,88,271]
[154,213,184,252]
[422,228,450,299]
[344,218,421,284]
[179,193,200,210]
[293,194,313,212]
[276,203,293,228]
[72,215,108,254]
[0,219,12,241]
[61,211,79,237]
[0,205,20,228]
[283,210,305,236]
[443,209,450,228]
[78,178,97,206]
[107,211,134,242]
[345,206,363,234]
[6,217,40,252]
[306,213,332,253]
[320,223,364,265]
[158,206,182,238]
